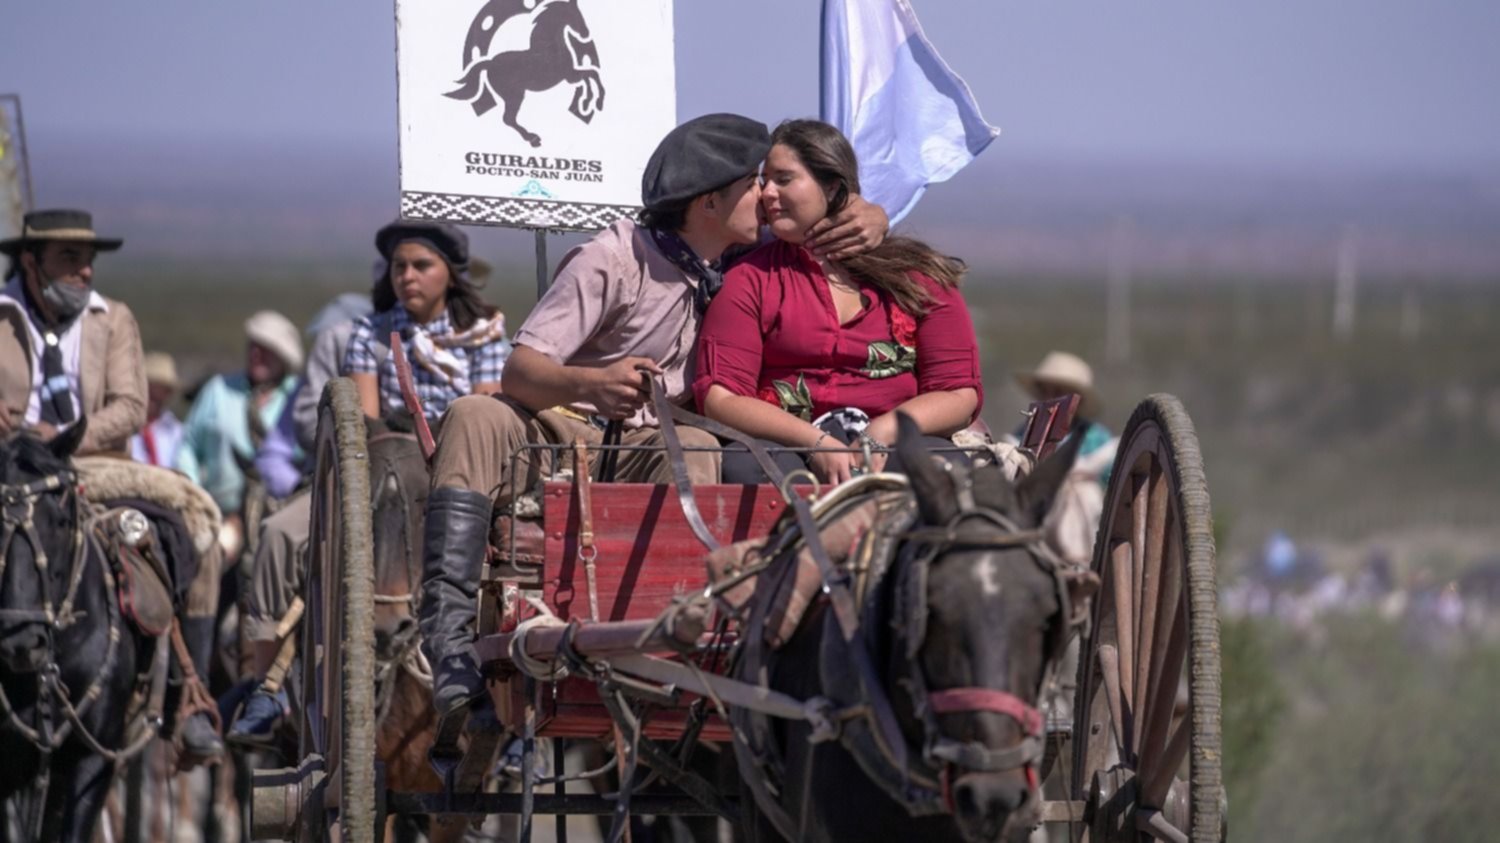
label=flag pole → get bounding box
[534,229,549,300]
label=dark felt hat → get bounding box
[641,113,771,211]
[0,209,123,257]
[375,219,470,270]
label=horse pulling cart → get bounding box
[250,378,1225,843]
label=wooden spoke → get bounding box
[1133,463,1169,752]
[1139,584,1187,793]
[1098,644,1128,755]
[1129,471,1148,688]
[1108,539,1135,753]
[1143,715,1191,809]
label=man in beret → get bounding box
[420,113,891,715]
[0,208,146,452]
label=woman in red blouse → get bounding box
[695,119,983,485]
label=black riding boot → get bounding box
[419,487,493,717]
[179,617,226,759]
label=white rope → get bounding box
[509,595,570,681]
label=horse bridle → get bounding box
[895,478,1076,811]
[0,471,85,629]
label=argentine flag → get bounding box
[821,0,1000,224]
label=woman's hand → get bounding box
[808,445,861,486]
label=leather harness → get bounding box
[645,381,1079,832]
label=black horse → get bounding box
[445,0,605,147]
[0,428,154,843]
[734,416,1099,842]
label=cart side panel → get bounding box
[539,482,788,622]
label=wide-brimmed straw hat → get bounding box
[143,352,181,390]
[244,310,305,373]
[0,209,124,257]
[1014,351,1100,419]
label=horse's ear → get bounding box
[48,417,88,461]
[1014,422,1086,526]
[894,412,959,525]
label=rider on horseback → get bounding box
[0,208,226,760]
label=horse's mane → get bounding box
[1,434,70,484]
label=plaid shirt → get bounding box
[343,307,511,419]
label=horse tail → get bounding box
[444,61,497,116]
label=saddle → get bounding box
[88,508,176,637]
[73,456,223,637]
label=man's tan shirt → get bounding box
[512,218,700,429]
[0,283,146,454]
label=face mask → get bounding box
[41,279,91,323]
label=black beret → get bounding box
[641,113,771,211]
[376,219,470,269]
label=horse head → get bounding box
[894,414,1099,842]
[0,423,87,674]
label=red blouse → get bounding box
[694,240,983,423]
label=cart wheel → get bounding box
[297,378,380,843]
[1070,394,1224,842]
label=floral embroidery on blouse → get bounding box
[861,305,918,379]
[762,374,815,421]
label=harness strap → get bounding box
[929,687,1044,736]
[646,382,720,552]
[573,439,602,621]
[648,384,916,780]
[390,332,437,460]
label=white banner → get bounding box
[396,0,676,232]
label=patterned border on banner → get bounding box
[401,191,639,233]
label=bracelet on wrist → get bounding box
[811,431,833,449]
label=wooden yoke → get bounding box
[1019,393,1081,461]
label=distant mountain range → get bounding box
[19,134,1500,281]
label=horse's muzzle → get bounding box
[951,771,1034,843]
[0,624,50,673]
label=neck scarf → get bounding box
[649,227,722,316]
[408,313,507,394]
[22,282,79,425]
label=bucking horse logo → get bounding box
[444,0,605,148]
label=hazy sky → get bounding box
[3,0,1498,171]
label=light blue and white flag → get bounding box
[821,0,999,224]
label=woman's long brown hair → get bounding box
[770,119,965,315]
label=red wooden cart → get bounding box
[251,382,1225,843]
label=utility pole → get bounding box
[1105,216,1133,364]
[1332,224,1359,341]
[1399,284,1421,343]
[0,95,34,240]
